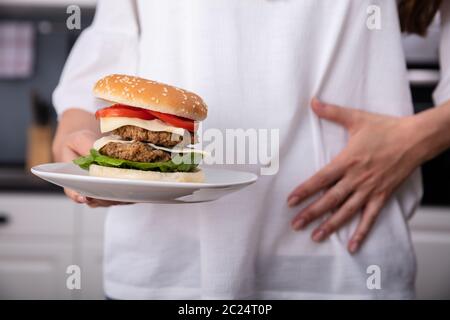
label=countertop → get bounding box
[0,167,61,193]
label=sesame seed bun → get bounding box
[93,74,208,121]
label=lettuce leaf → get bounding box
[73,149,199,172]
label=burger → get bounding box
[73,74,207,182]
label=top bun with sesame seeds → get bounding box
[93,74,208,121]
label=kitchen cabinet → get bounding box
[0,193,106,300]
[409,206,450,299]
[0,241,73,299]
[0,193,449,299]
[0,194,75,299]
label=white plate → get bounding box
[31,163,258,204]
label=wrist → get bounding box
[403,109,449,164]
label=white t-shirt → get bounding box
[53,0,450,299]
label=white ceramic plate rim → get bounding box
[31,163,258,189]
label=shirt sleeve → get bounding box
[433,0,450,105]
[52,0,140,116]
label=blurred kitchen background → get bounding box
[0,0,449,300]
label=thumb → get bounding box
[311,98,356,128]
[67,130,98,158]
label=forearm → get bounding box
[52,108,100,161]
[408,99,450,163]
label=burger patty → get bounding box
[113,125,194,147]
[99,141,171,163]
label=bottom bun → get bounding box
[89,164,205,183]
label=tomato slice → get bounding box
[95,104,196,132]
[95,104,156,120]
[147,110,195,132]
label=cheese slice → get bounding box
[93,135,126,150]
[100,117,187,136]
[93,135,208,156]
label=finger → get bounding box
[311,97,361,129]
[64,188,87,204]
[87,199,131,206]
[311,190,369,242]
[61,147,79,162]
[86,199,115,208]
[85,197,131,208]
[287,157,347,207]
[68,130,97,156]
[348,196,385,254]
[86,202,131,208]
[291,177,353,230]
